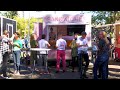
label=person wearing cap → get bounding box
[76,31,89,79]
[0,30,14,78]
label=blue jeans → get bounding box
[13,50,21,71]
[78,53,89,78]
[93,54,109,79]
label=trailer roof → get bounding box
[0,16,17,22]
[95,24,114,28]
[46,23,89,26]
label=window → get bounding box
[67,25,85,36]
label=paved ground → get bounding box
[1,59,120,79]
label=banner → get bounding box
[33,22,43,40]
[43,14,91,25]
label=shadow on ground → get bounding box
[2,59,120,79]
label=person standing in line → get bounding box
[69,33,78,72]
[0,30,14,78]
[38,34,50,74]
[93,31,110,79]
[56,33,67,73]
[12,32,23,75]
[76,31,89,79]
[30,33,38,70]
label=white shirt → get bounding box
[76,37,88,54]
[56,38,67,50]
[38,39,49,54]
[21,39,25,45]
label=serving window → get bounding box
[48,25,86,49]
[67,25,85,36]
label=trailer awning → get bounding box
[46,23,89,26]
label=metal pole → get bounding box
[23,11,24,18]
[28,11,30,44]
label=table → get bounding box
[30,48,51,76]
[30,48,51,52]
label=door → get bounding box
[6,24,13,38]
[6,24,13,50]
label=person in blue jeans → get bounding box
[78,52,89,79]
[12,32,22,75]
[76,31,89,79]
[93,54,109,79]
[93,31,110,79]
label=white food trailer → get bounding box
[34,12,92,60]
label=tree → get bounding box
[14,16,28,38]
[13,16,43,38]
[3,11,18,19]
[92,11,120,26]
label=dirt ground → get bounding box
[1,59,120,79]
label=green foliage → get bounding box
[92,11,120,26]
[13,16,42,38]
[3,11,18,19]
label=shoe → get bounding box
[43,71,50,74]
[63,70,65,73]
[56,71,59,73]
[72,69,74,72]
[2,74,9,79]
[98,75,101,78]
[0,74,3,77]
[39,72,43,74]
[83,74,88,78]
[15,71,20,75]
[35,68,40,71]
[80,77,84,79]
[0,74,9,79]
[14,70,17,74]
[39,69,44,74]
[3,76,9,79]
